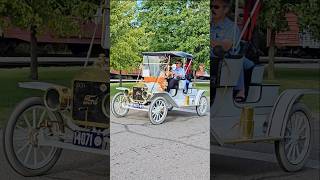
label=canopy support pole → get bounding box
[232,0,239,53]
[235,0,261,48]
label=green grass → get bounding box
[0,66,318,127]
[0,67,82,126]
[110,83,134,97]
[263,68,319,112]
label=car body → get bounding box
[111,51,208,124]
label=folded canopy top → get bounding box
[142,51,193,59]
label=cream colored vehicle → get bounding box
[111,51,208,125]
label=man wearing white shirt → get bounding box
[167,60,185,92]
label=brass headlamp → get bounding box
[44,86,71,111]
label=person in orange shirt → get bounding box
[196,63,206,79]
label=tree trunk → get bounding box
[268,29,276,80]
[30,26,38,80]
[119,69,123,87]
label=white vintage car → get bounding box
[111,51,208,124]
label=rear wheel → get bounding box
[3,97,63,176]
[196,95,208,116]
[275,103,312,172]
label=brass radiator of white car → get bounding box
[132,87,144,101]
[72,80,109,129]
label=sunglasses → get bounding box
[175,62,181,64]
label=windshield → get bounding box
[142,56,168,77]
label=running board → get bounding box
[125,106,148,111]
[38,139,108,155]
[223,136,281,144]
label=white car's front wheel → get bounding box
[149,97,168,125]
[3,97,62,177]
[111,92,129,118]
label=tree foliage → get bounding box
[0,0,99,36]
[259,0,320,37]
[295,0,320,39]
[138,0,210,70]
[111,1,210,72]
[259,0,292,33]
[258,0,293,79]
[0,0,99,79]
[257,0,320,79]
[110,0,150,73]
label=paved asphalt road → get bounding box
[0,106,318,180]
[110,107,210,180]
[0,106,210,180]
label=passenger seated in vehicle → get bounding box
[166,59,185,93]
[196,63,208,80]
[211,0,255,102]
[183,58,193,94]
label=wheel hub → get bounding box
[154,106,162,114]
[28,128,39,146]
[291,129,302,142]
[292,135,298,142]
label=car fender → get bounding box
[150,92,179,107]
[194,90,206,105]
[267,89,319,138]
[116,87,129,91]
[18,82,63,91]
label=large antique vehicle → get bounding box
[2,0,110,177]
[211,0,319,172]
[111,51,209,124]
